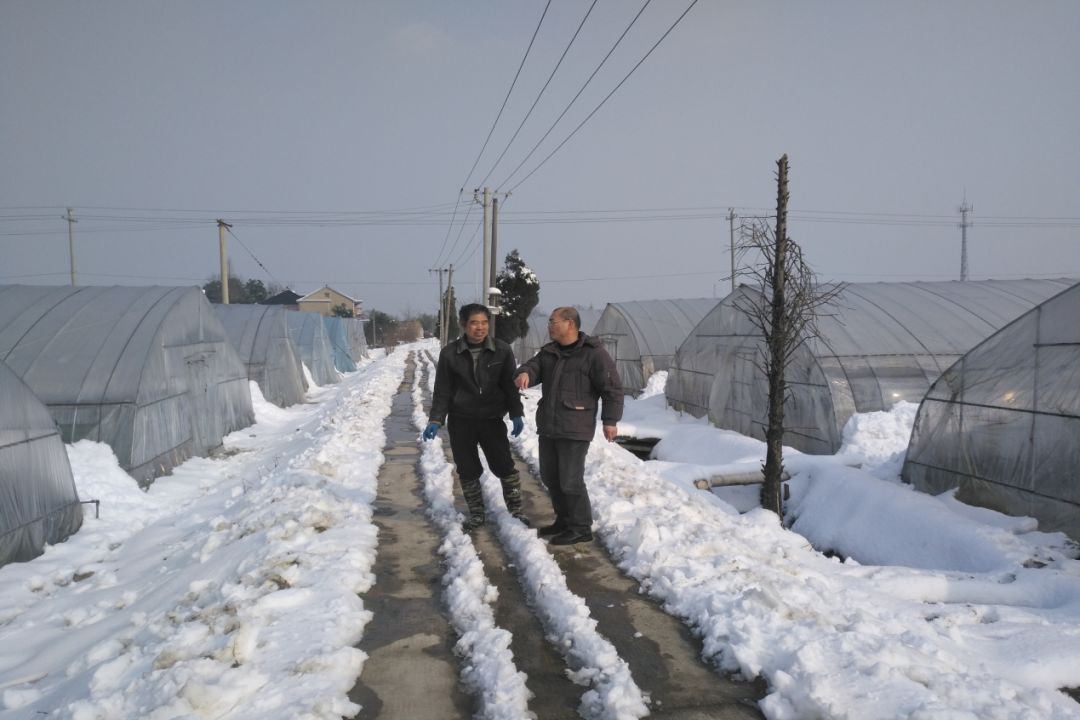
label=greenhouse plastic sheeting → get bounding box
[344,318,368,360]
[667,279,1075,454]
[592,298,717,393]
[0,359,83,566]
[214,304,308,408]
[286,312,339,386]
[903,281,1080,540]
[323,316,358,373]
[0,285,254,485]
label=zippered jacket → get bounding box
[516,333,623,441]
[429,335,524,424]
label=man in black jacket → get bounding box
[514,306,623,545]
[424,303,527,531]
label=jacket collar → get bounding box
[454,334,496,353]
[543,331,595,354]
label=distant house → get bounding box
[261,289,302,310]
[297,285,362,317]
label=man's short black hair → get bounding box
[459,303,491,326]
[555,306,581,329]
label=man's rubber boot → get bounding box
[501,473,530,526]
[460,475,486,532]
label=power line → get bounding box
[458,0,552,191]
[475,0,599,189]
[494,0,654,192]
[505,0,701,193]
[225,226,284,288]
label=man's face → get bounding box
[465,312,489,344]
[547,312,574,344]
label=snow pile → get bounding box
[0,350,406,719]
[413,350,649,720]
[834,400,919,480]
[513,385,1080,719]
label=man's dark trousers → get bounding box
[538,437,592,533]
[447,415,516,479]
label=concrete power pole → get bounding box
[445,263,455,345]
[727,208,737,294]
[64,208,77,286]
[217,219,233,303]
[958,199,972,281]
[479,187,492,304]
[489,196,500,337]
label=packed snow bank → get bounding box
[0,350,404,719]
[513,381,1080,719]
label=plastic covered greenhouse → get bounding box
[213,304,308,408]
[592,298,717,393]
[323,316,358,373]
[286,312,339,386]
[513,306,602,364]
[345,318,368,361]
[667,279,1075,454]
[1,358,83,566]
[902,281,1080,540]
[0,285,255,484]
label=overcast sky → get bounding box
[2,1,1078,316]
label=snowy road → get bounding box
[1,341,1078,719]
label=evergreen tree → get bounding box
[494,249,540,343]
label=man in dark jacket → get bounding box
[424,303,527,531]
[514,306,623,545]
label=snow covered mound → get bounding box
[835,401,919,480]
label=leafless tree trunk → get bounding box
[734,155,843,523]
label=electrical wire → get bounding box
[459,0,552,192]
[475,0,599,190]
[505,0,701,194]
[494,0,654,192]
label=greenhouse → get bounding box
[902,281,1080,540]
[286,312,339,386]
[666,279,1075,455]
[323,316,358,373]
[345,318,368,361]
[0,358,83,566]
[0,285,254,484]
[213,304,308,408]
[592,298,717,393]
[513,306,602,364]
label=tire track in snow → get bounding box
[409,351,534,720]
[414,350,649,720]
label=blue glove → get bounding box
[510,416,524,437]
[422,422,440,440]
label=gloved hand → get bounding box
[422,422,440,441]
[510,416,524,437]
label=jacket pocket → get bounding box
[561,398,596,411]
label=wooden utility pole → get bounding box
[761,155,790,518]
[64,208,77,286]
[217,219,232,303]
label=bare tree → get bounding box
[734,155,843,521]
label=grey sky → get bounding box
[2,1,1078,316]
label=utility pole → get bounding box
[431,266,449,344]
[490,196,500,337]
[478,187,492,304]
[217,219,232,303]
[63,208,77,286]
[445,263,455,345]
[958,198,972,281]
[727,208,737,294]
